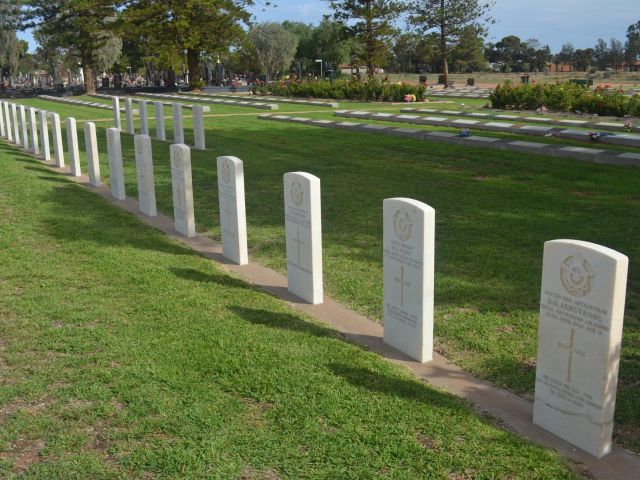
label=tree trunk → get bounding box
[187,48,202,88]
[83,63,96,95]
[440,0,449,88]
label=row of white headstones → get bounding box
[0,99,629,460]
[111,97,208,151]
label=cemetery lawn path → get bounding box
[0,144,589,479]
[13,97,640,455]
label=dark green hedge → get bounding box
[252,79,427,102]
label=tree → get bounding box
[310,19,351,76]
[608,38,625,66]
[626,20,640,61]
[449,25,486,72]
[94,35,123,74]
[1,0,28,79]
[523,38,551,72]
[574,48,595,71]
[408,0,493,86]
[594,38,609,70]
[486,35,524,72]
[554,42,575,69]
[123,0,253,87]
[20,0,120,94]
[390,33,428,73]
[282,21,315,76]
[249,22,298,82]
[329,0,404,78]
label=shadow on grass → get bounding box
[39,182,197,258]
[328,362,469,411]
[230,306,335,339]
[170,267,253,291]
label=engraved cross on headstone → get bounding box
[174,181,185,210]
[394,266,411,309]
[224,202,233,230]
[558,328,586,383]
[292,226,305,266]
[138,162,148,198]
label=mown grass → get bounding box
[0,142,588,479]
[10,95,640,454]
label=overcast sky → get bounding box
[17,0,638,53]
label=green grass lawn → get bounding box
[9,96,640,454]
[0,142,586,479]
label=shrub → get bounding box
[489,82,639,117]
[251,79,426,102]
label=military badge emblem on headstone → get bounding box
[290,180,304,207]
[393,208,413,241]
[560,252,596,297]
[221,159,231,184]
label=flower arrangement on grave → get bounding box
[490,81,640,117]
[624,120,633,132]
[404,94,417,103]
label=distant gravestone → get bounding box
[49,112,65,168]
[533,239,628,458]
[39,110,50,161]
[112,97,121,130]
[383,198,435,363]
[170,144,195,237]
[154,101,166,141]
[134,134,157,216]
[217,156,248,265]
[84,122,101,187]
[172,103,184,144]
[11,104,20,145]
[125,98,135,134]
[139,100,149,135]
[106,127,126,200]
[4,103,13,142]
[28,108,40,156]
[19,105,29,149]
[0,101,5,138]
[283,172,323,304]
[193,105,206,150]
[66,117,81,176]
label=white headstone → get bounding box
[112,97,121,130]
[19,105,29,149]
[134,134,157,216]
[154,102,165,141]
[28,108,40,156]
[0,102,5,138]
[125,98,135,134]
[533,239,628,458]
[139,100,149,135]
[170,144,195,237]
[106,128,126,200]
[217,156,248,265]
[172,103,184,144]
[66,117,81,176]
[193,105,205,150]
[84,122,101,187]
[4,102,12,142]
[11,104,20,145]
[383,198,435,363]
[283,172,323,304]
[39,110,50,161]
[49,113,65,168]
